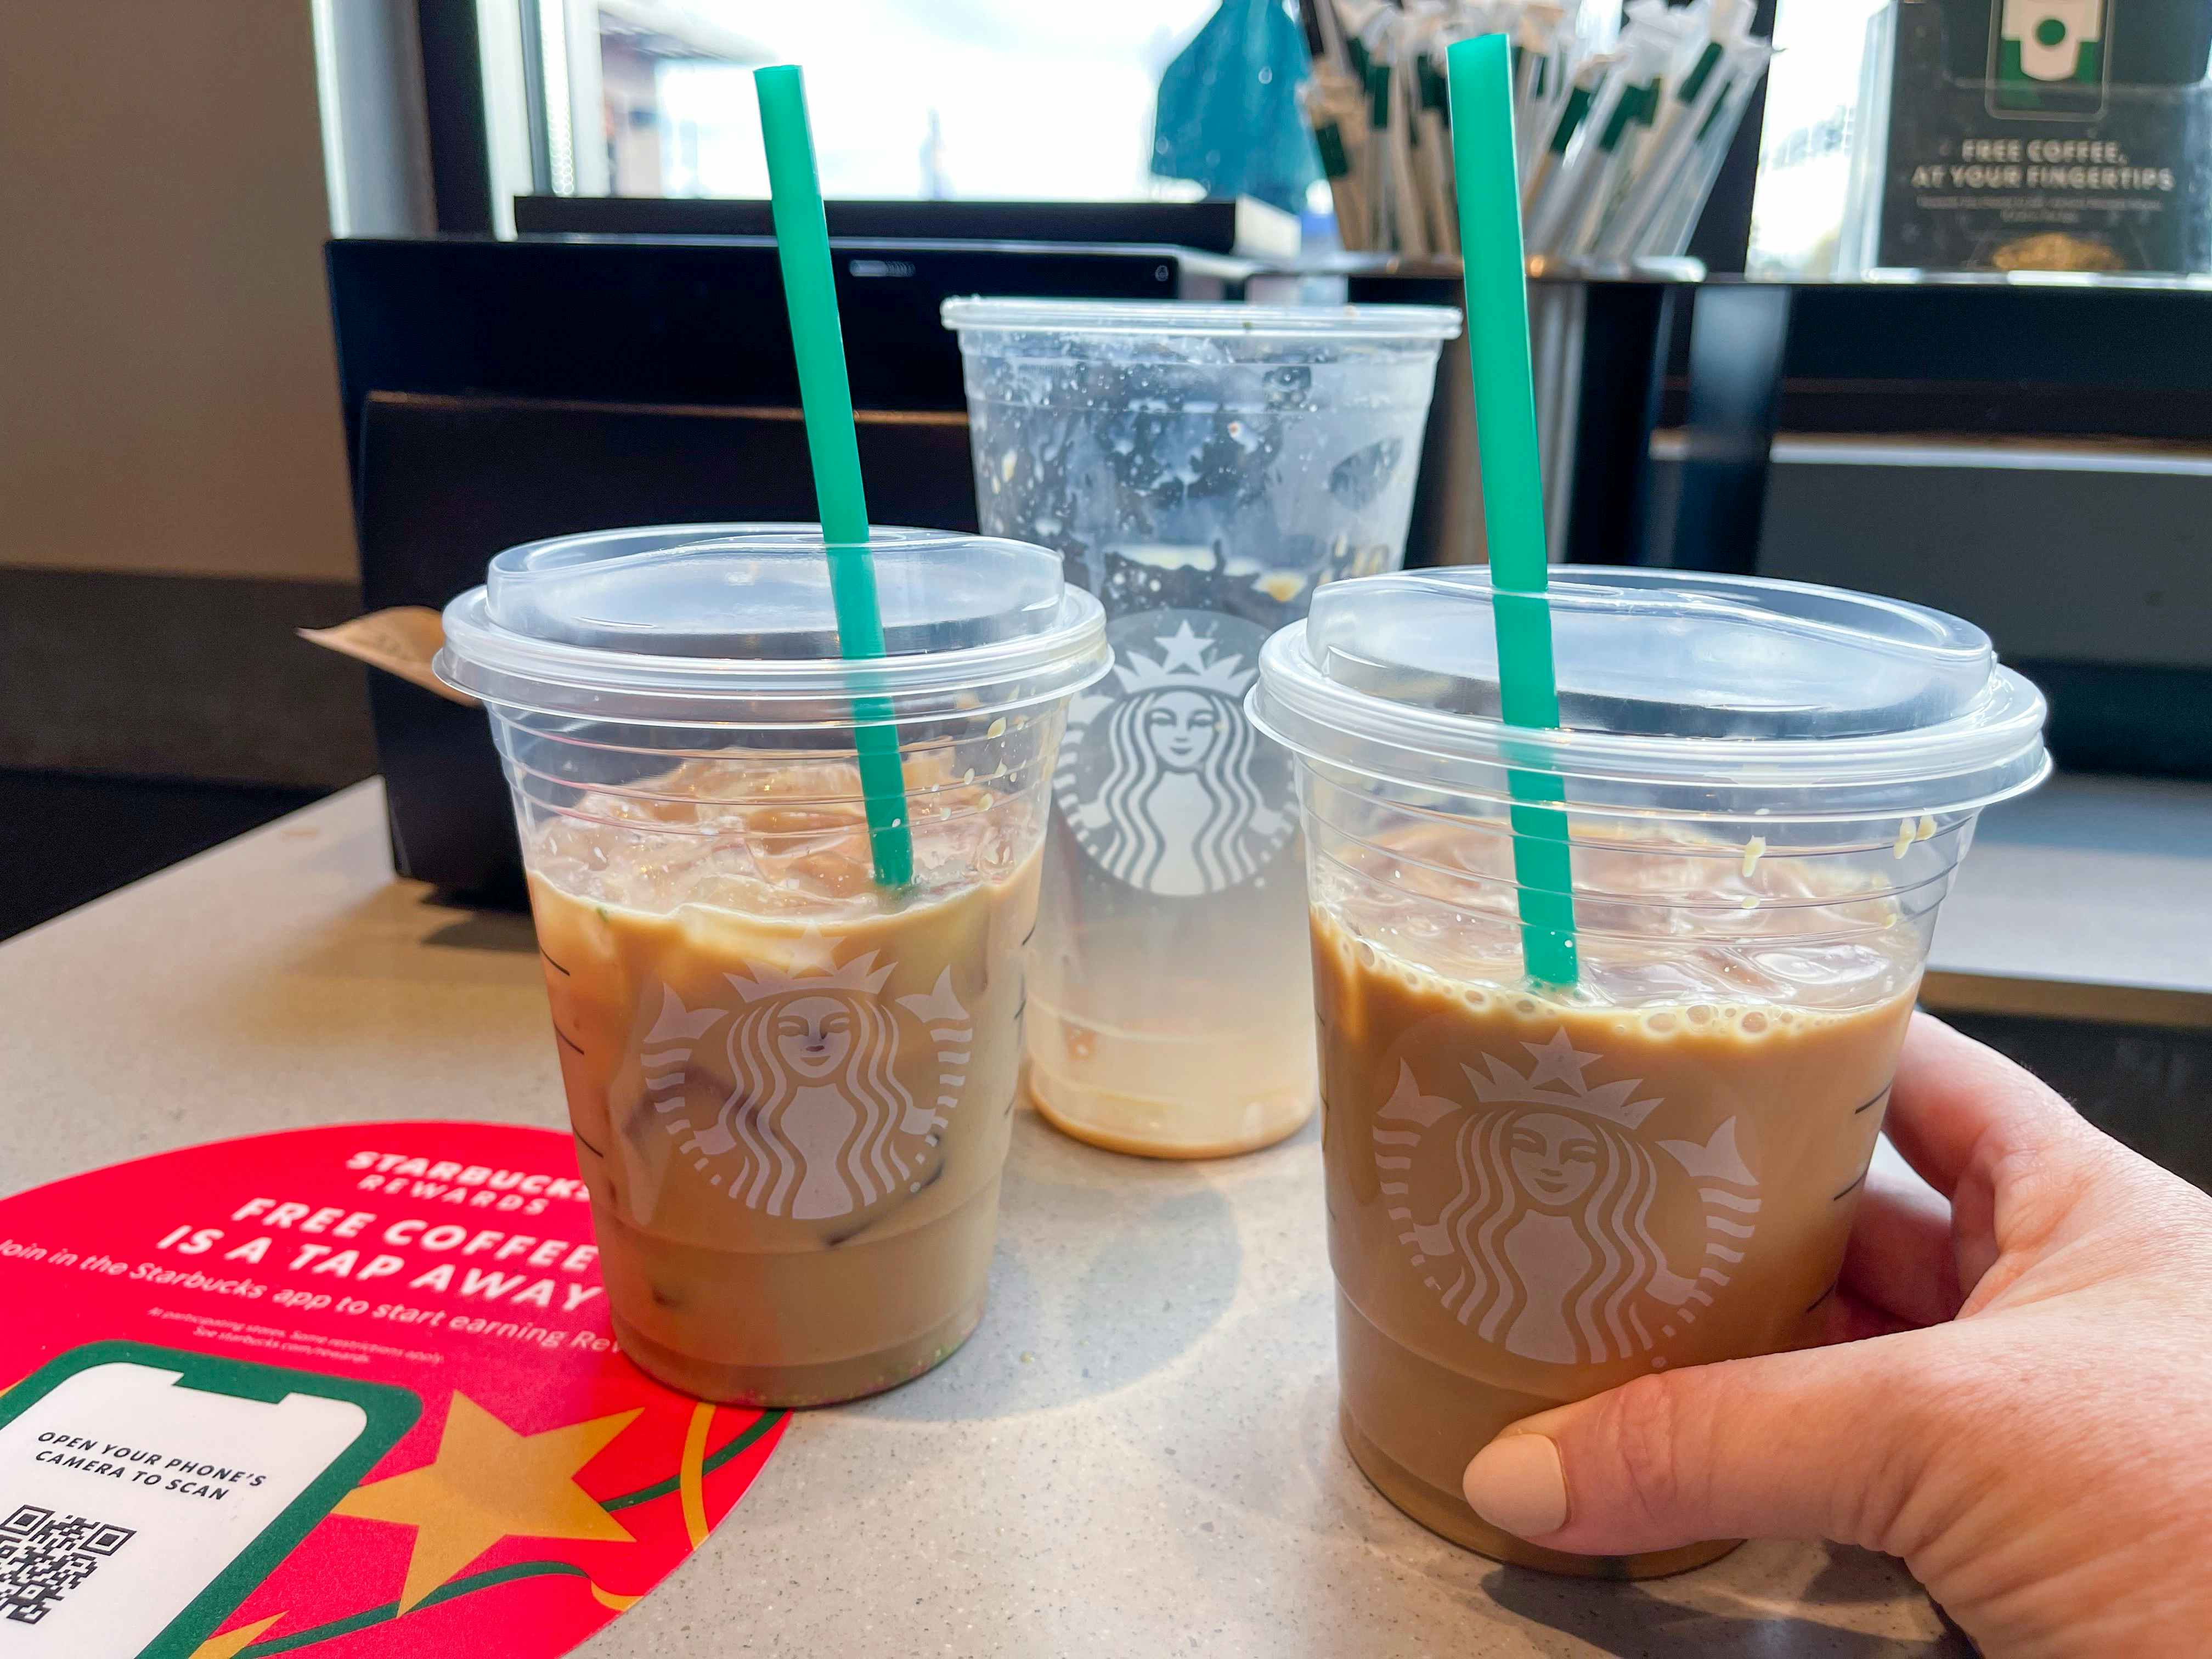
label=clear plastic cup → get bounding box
[943,299,1463,1159]
[1251,567,2049,1576]
[436,524,1107,1406]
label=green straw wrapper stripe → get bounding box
[1548,83,1596,155]
[1695,77,1737,141]
[1418,55,1448,113]
[1597,81,1644,149]
[754,65,913,889]
[1446,32,1578,988]
[1366,61,1391,129]
[1680,40,1725,105]
[1316,121,1352,179]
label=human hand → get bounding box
[1459,1012,2212,1658]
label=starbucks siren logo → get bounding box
[639,934,973,1221]
[1054,608,1293,897]
[1375,1031,1763,1369]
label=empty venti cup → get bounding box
[1250,567,2049,1576]
[437,524,1108,1406]
[944,298,1462,1159]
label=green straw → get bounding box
[754,64,913,889]
[1446,32,1579,988]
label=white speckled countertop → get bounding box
[0,782,1970,1656]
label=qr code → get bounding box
[0,1504,136,1626]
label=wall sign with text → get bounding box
[1874,0,2211,273]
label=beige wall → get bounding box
[0,2,358,581]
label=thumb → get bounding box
[1462,1334,1939,1560]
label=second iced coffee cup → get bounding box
[438,524,1108,1406]
[1252,566,2050,1576]
[944,298,1462,1159]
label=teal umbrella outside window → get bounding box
[1150,0,1323,215]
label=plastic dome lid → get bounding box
[1250,567,2050,821]
[437,523,1109,726]
[940,297,1464,342]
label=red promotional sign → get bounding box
[0,1122,785,1658]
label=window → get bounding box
[1745,0,1891,278]
[524,0,1229,204]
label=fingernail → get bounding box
[1463,1433,1568,1538]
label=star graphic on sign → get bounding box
[1522,1030,1601,1092]
[190,1614,287,1659]
[334,1393,640,1611]
[1154,620,1213,674]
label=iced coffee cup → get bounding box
[437,525,1107,1406]
[945,299,1460,1160]
[1251,567,2049,1576]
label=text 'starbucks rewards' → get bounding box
[1870,0,2211,273]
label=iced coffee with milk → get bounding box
[438,525,1107,1405]
[1253,567,2049,1575]
[1312,823,1919,1574]
[529,753,1041,1403]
